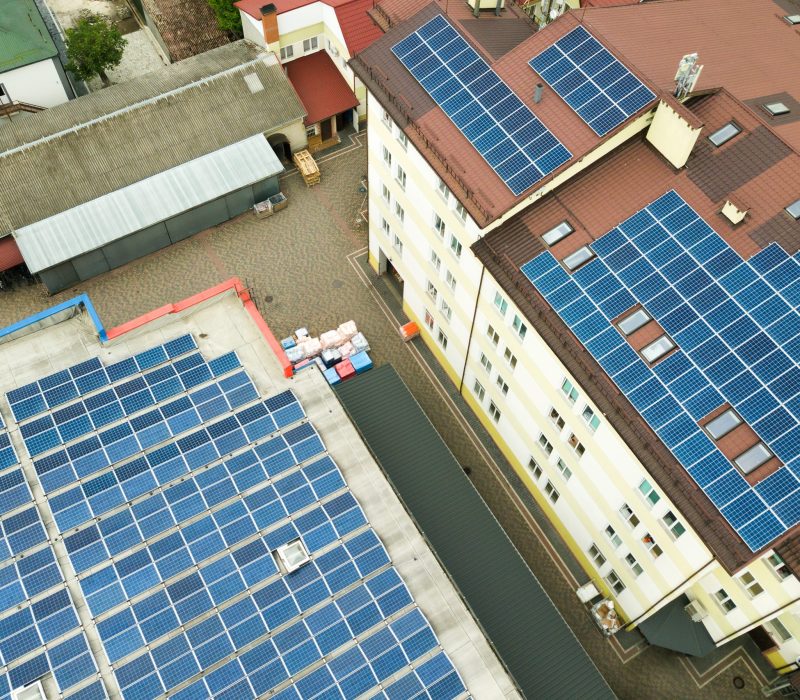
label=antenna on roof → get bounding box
[674,53,703,99]
[533,0,566,28]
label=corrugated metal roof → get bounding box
[0,41,305,233]
[0,0,57,72]
[336,365,616,700]
[14,135,282,272]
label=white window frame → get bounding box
[445,269,456,291]
[280,44,294,61]
[396,130,408,150]
[625,553,643,577]
[395,164,407,190]
[512,314,527,341]
[392,233,403,255]
[555,457,572,481]
[544,480,559,504]
[394,201,405,224]
[738,571,764,599]
[503,348,517,370]
[661,511,686,540]
[382,145,392,168]
[638,479,661,507]
[561,378,578,404]
[765,618,793,644]
[455,201,467,222]
[449,234,462,258]
[567,433,585,457]
[473,379,485,402]
[430,249,441,272]
[588,544,606,569]
[302,36,318,52]
[426,280,438,301]
[528,458,542,481]
[714,588,736,613]
[538,434,553,457]
[424,309,434,331]
[437,329,448,350]
[381,217,390,237]
[641,532,662,559]
[487,324,500,347]
[433,213,446,238]
[767,553,792,581]
[436,177,449,202]
[605,525,622,549]
[440,298,452,322]
[619,503,640,530]
[381,183,390,203]
[381,108,391,129]
[496,375,509,396]
[494,292,509,315]
[606,570,625,595]
[479,353,492,374]
[488,401,501,423]
[582,405,600,433]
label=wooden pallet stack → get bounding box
[293,150,320,187]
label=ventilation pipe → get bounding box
[534,83,543,104]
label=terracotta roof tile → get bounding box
[142,0,230,62]
[335,0,384,55]
[286,51,359,124]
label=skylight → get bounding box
[734,443,772,475]
[641,335,675,364]
[763,102,790,116]
[784,15,800,25]
[562,246,595,271]
[618,309,651,336]
[708,122,741,147]
[542,221,574,246]
[786,198,800,219]
[705,409,742,440]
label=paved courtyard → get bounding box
[0,134,775,699]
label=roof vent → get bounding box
[13,681,46,700]
[243,73,264,94]
[534,83,543,104]
[784,14,800,25]
[276,539,310,573]
[763,101,790,116]
[708,122,740,147]
[721,199,748,225]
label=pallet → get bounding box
[293,150,321,187]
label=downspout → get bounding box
[459,264,485,394]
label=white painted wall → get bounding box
[1,59,69,108]
[241,13,265,45]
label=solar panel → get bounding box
[393,14,571,196]
[529,25,656,137]
[522,190,800,551]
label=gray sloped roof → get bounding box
[0,41,305,233]
[336,365,616,700]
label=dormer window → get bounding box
[563,246,595,271]
[542,221,574,246]
[786,198,800,220]
[763,102,790,117]
[708,122,741,147]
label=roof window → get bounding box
[763,102,790,116]
[734,443,772,475]
[784,15,800,25]
[641,335,675,364]
[542,221,574,246]
[708,122,741,147]
[705,409,742,440]
[618,308,651,336]
[786,198,800,219]
[563,246,595,271]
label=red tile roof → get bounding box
[335,0,384,55]
[142,0,230,61]
[236,0,349,19]
[285,51,359,124]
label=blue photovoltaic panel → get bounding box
[529,25,656,137]
[522,190,800,551]
[4,337,467,700]
[392,14,571,195]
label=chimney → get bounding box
[260,4,279,47]
[534,83,543,104]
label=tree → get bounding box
[206,0,243,37]
[65,12,127,87]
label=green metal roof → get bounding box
[0,0,57,72]
[336,365,616,700]
[638,594,716,657]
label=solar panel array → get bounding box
[529,25,656,137]
[392,14,572,196]
[0,336,468,699]
[522,190,800,551]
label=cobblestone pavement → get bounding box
[0,135,774,699]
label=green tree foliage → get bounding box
[206,0,243,36]
[65,11,127,87]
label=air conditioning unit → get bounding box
[684,600,708,622]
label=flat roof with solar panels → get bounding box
[0,288,515,700]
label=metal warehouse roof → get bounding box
[0,0,57,73]
[0,41,305,234]
[14,135,283,273]
[336,365,616,700]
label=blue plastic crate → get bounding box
[350,352,373,374]
[280,338,296,350]
[323,368,340,386]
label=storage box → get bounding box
[338,320,358,340]
[294,358,314,372]
[351,332,370,353]
[320,330,343,349]
[321,348,342,368]
[299,337,322,358]
[280,337,296,350]
[295,327,310,339]
[323,367,341,385]
[339,341,354,358]
[400,322,419,341]
[350,351,373,374]
[285,346,304,364]
[335,358,356,381]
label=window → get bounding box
[638,479,661,507]
[544,480,559,504]
[430,249,441,271]
[763,101,790,116]
[381,108,391,128]
[568,433,585,457]
[641,533,662,558]
[767,553,791,581]
[561,378,578,404]
[512,315,527,341]
[306,125,317,138]
[641,335,675,363]
[605,525,622,549]
[445,269,456,291]
[440,298,452,322]
[714,588,736,613]
[785,14,800,25]
[473,380,485,402]
[708,122,741,147]
[392,234,403,255]
[618,308,651,335]
[426,280,438,301]
[455,201,467,222]
[433,213,446,237]
[494,292,508,315]
[542,221,574,246]
[735,442,772,474]
[394,201,405,224]
[606,571,625,595]
[706,409,742,440]
[395,165,406,189]
[396,131,408,150]
[662,511,686,540]
[382,145,392,167]
[555,457,572,481]
[625,553,643,577]
[487,324,500,346]
[437,329,448,350]
[528,458,542,481]
[738,571,764,598]
[381,218,390,236]
[488,401,501,423]
[496,375,509,396]
[549,408,565,430]
[766,618,793,644]
[538,434,553,456]
[503,348,517,370]
[582,405,600,432]
[381,183,390,203]
[449,234,462,258]
[280,45,294,60]
[302,36,318,52]
[479,353,492,373]
[563,246,595,271]
[424,310,434,330]
[619,503,640,529]
[588,544,606,568]
[786,198,800,220]
[436,177,449,201]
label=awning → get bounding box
[285,52,359,126]
[0,235,24,271]
[638,594,716,656]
